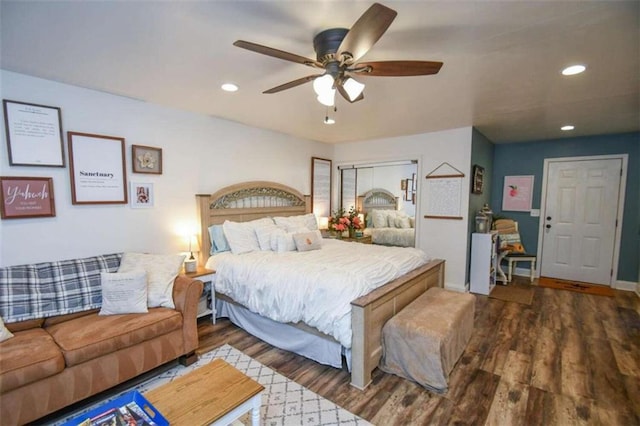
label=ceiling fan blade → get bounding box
[234,40,322,68]
[337,85,364,103]
[263,74,320,94]
[354,60,443,76]
[337,3,397,63]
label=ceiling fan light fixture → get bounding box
[313,74,334,96]
[561,65,586,76]
[324,116,335,125]
[317,90,336,106]
[343,77,365,101]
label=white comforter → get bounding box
[207,239,429,348]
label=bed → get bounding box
[357,188,416,247]
[196,181,444,389]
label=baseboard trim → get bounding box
[511,269,638,293]
[614,280,638,292]
[445,282,467,293]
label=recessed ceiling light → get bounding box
[221,83,238,92]
[561,125,575,131]
[561,65,586,76]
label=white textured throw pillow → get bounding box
[0,316,14,342]
[270,228,298,252]
[99,271,148,315]
[293,230,323,252]
[371,210,389,228]
[118,252,185,309]
[395,216,411,229]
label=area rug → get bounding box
[539,276,615,296]
[489,283,534,305]
[53,344,370,425]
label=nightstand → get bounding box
[184,266,216,324]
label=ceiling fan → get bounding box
[233,3,443,106]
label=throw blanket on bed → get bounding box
[364,228,415,247]
[208,240,429,348]
[0,253,122,323]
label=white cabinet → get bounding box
[470,232,498,295]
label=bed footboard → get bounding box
[350,258,445,389]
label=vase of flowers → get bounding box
[329,207,362,238]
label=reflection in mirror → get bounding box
[339,160,418,247]
[341,168,357,211]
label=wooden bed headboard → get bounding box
[357,188,399,213]
[195,181,311,265]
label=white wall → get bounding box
[334,128,473,290]
[0,71,331,266]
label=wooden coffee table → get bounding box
[145,358,264,425]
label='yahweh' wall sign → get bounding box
[0,177,55,219]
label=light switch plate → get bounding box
[530,209,540,217]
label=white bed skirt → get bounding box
[215,298,351,370]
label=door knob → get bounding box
[546,216,552,221]
[546,224,551,229]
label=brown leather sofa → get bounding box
[0,275,203,425]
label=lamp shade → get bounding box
[343,77,365,101]
[317,91,335,107]
[313,74,334,95]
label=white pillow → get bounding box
[99,271,148,315]
[371,210,389,228]
[293,230,323,252]
[118,252,185,309]
[254,222,279,251]
[395,216,411,229]
[270,228,298,252]
[223,218,274,254]
[386,211,398,227]
[273,214,318,232]
[0,316,14,342]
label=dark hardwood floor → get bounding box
[197,276,640,425]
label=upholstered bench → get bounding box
[379,287,475,393]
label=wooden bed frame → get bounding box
[196,181,444,389]
[357,187,399,213]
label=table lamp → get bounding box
[184,234,199,273]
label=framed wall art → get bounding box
[68,132,127,205]
[502,175,534,211]
[472,165,484,194]
[132,145,162,174]
[0,176,55,219]
[3,99,65,167]
[130,182,154,208]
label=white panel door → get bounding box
[540,158,621,285]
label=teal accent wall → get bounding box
[490,132,639,282]
[467,128,494,284]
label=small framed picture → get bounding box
[130,182,154,208]
[1,176,56,219]
[401,179,407,191]
[472,165,484,194]
[132,145,162,174]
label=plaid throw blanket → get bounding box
[0,253,122,323]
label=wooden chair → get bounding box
[494,219,537,282]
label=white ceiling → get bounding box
[1,1,638,144]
